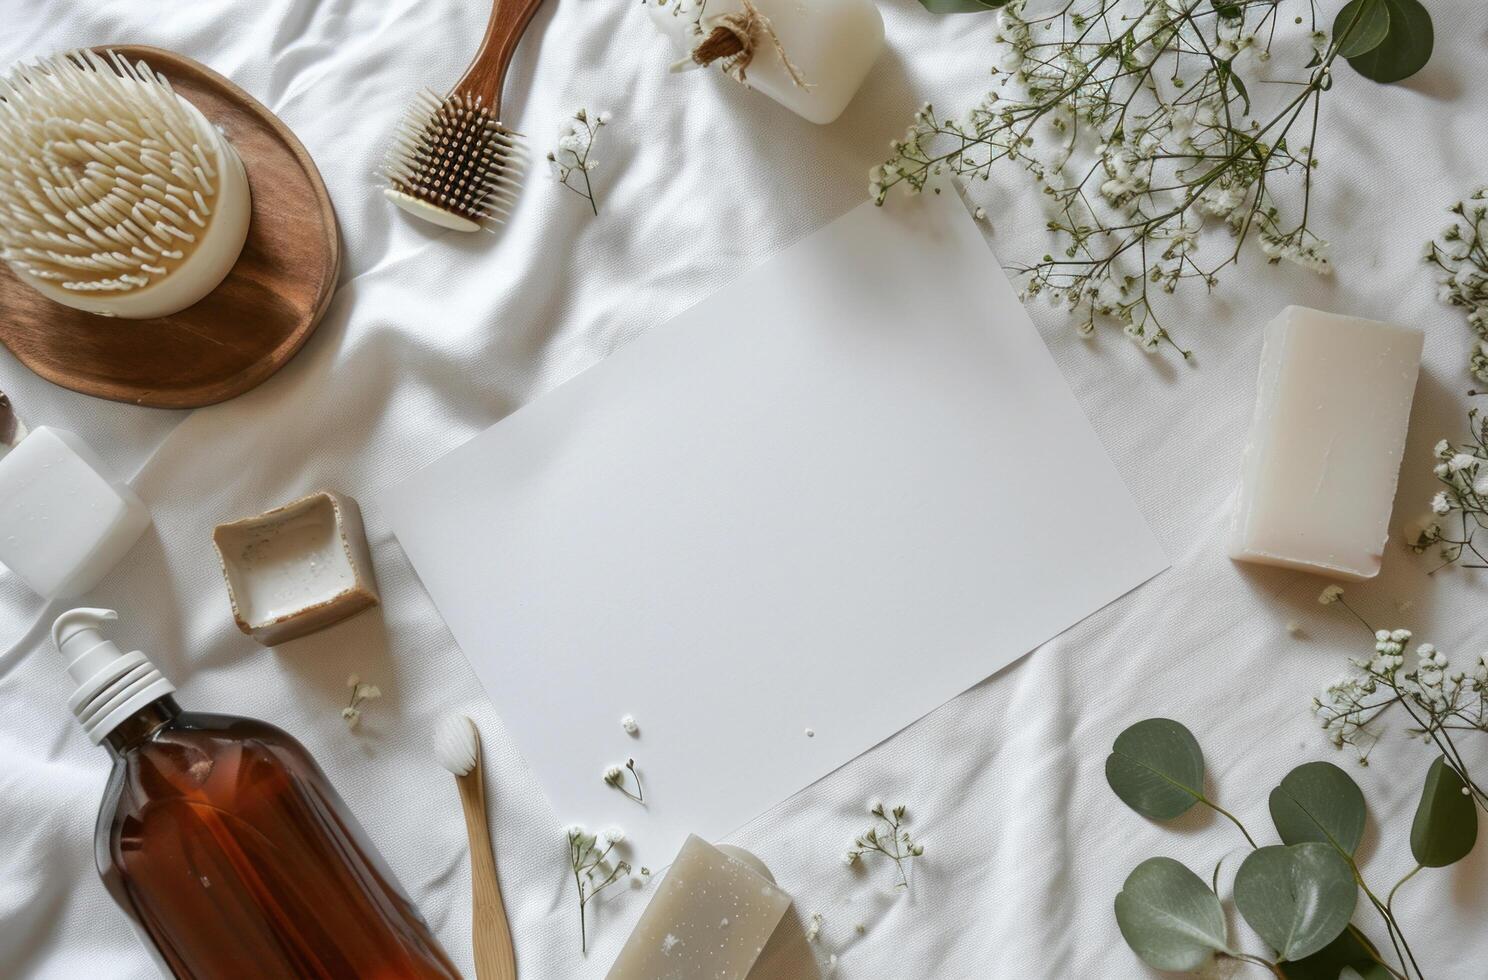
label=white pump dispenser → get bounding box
[52,609,175,744]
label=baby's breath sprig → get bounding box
[548,108,610,216]
[602,758,646,803]
[566,824,633,953]
[1314,587,1488,813]
[1426,190,1488,385]
[872,0,1383,356]
[341,674,381,730]
[1408,410,1488,570]
[843,801,924,889]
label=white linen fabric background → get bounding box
[1,1,1485,977]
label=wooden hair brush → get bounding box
[381,0,546,232]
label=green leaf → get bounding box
[1234,844,1357,962]
[1114,857,1229,971]
[1269,761,1367,857]
[1280,925,1391,979]
[1332,0,1391,58]
[1342,0,1434,84]
[915,0,1011,12]
[1410,756,1478,867]
[1210,0,1243,18]
[1105,718,1206,820]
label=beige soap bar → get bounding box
[1230,306,1423,580]
[607,835,791,980]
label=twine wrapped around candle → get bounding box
[683,0,810,89]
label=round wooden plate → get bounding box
[0,46,341,408]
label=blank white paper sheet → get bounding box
[379,189,1168,858]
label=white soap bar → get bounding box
[1230,306,1423,580]
[606,835,791,980]
[650,0,884,125]
[0,427,151,598]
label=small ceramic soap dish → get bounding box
[213,491,379,646]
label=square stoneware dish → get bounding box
[213,490,379,646]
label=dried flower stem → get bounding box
[566,826,632,953]
[341,674,381,730]
[548,108,608,216]
[603,757,645,803]
[1316,591,1488,813]
[1426,190,1488,385]
[844,801,924,889]
[1410,409,1488,570]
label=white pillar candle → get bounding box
[606,835,791,980]
[650,0,884,125]
[0,426,151,598]
[1230,306,1423,580]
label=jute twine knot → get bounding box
[687,0,810,89]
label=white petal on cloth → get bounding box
[1,0,1487,978]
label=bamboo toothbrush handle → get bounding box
[452,0,548,113]
[455,764,518,980]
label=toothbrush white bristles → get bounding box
[379,88,524,232]
[0,50,225,294]
[434,713,480,777]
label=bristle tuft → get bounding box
[0,49,226,293]
[379,89,524,229]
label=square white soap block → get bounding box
[0,426,151,598]
[1230,306,1423,580]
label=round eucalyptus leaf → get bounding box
[1332,0,1391,58]
[1410,756,1478,867]
[1269,761,1367,856]
[1234,843,1357,962]
[1279,925,1389,979]
[1114,857,1229,971]
[1342,0,1433,84]
[1105,718,1205,820]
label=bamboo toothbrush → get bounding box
[380,0,547,232]
[434,714,517,980]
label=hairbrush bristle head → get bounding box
[380,89,524,233]
[0,49,250,318]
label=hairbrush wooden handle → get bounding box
[453,0,548,115]
[455,754,518,980]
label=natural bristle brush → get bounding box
[0,49,251,318]
[381,0,547,233]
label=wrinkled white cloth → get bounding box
[3,1,1487,978]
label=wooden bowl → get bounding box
[0,46,341,409]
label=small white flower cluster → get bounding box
[1425,190,1488,383]
[548,108,611,216]
[869,0,1340,358]
[602,757,646,803]
[341,674,382,730]
[1411,414,1488,568]
[843,800,923,890]
[1314,596,1488,790]
[1258,228,1332,275]
[621,713,639,735]
[566,822,635,953]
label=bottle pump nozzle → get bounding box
[52,608,175,744]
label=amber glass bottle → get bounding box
[55,609,459,980]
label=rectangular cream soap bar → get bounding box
[1230,306,1423,580]
[606,835,791,980]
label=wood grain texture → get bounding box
[0,46,340,409]
[456,746,519,980]
[453,0,548,112]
